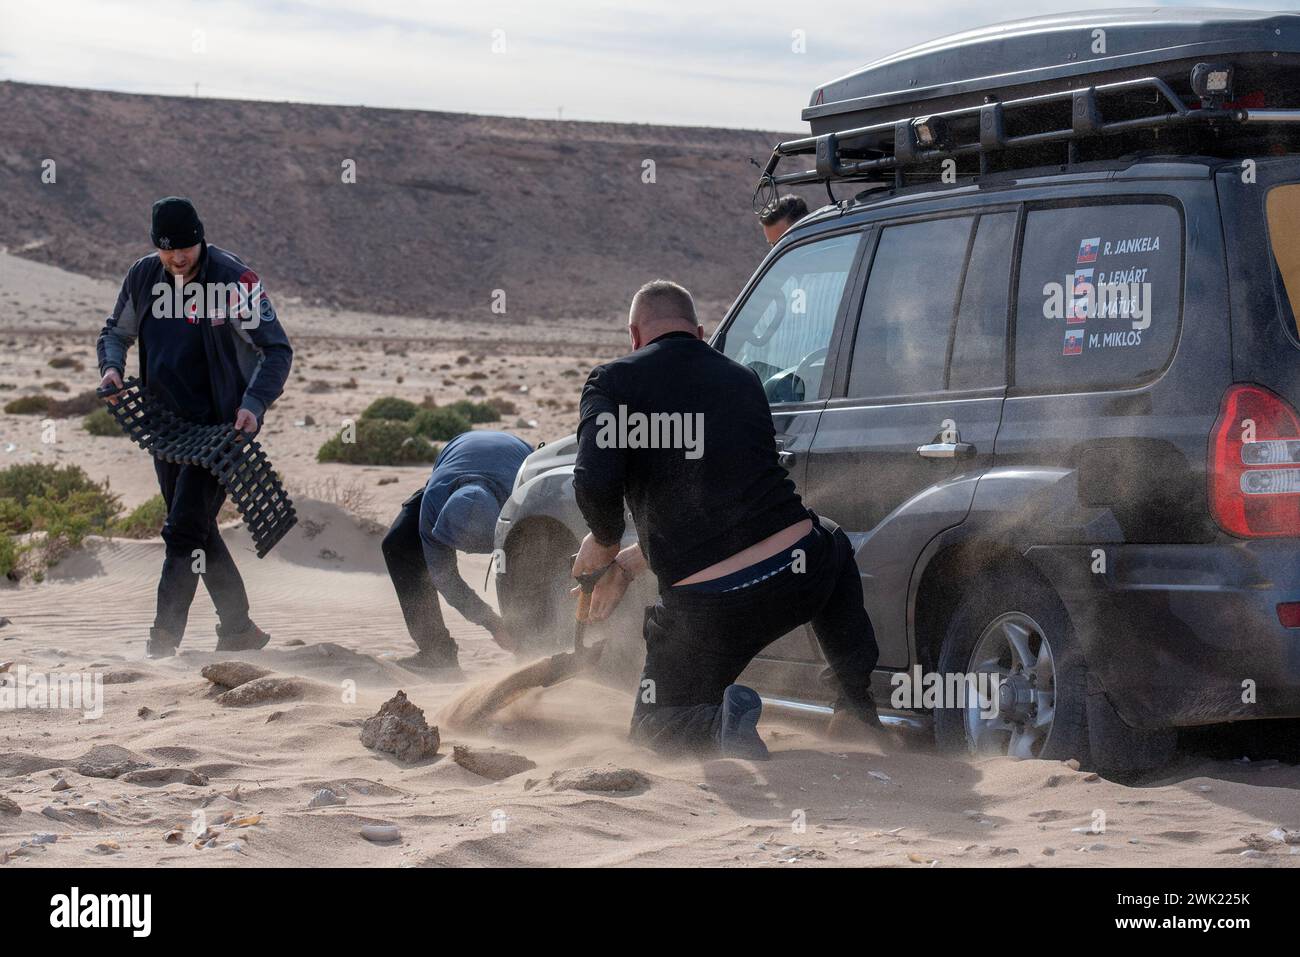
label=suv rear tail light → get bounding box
[1209,384,1300,538]
[1278,603,1300,629]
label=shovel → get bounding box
[440,560,616,729]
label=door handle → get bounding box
[916,442,974,459]
[778,450,797,468]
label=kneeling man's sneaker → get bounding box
[215,621,271,652]
[146,627,180,659]
[716,684,770,760]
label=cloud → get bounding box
[0,0,1255,129]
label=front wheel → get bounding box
[498,522,579,657]
[934,571,1089,764]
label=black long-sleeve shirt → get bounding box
[574,331,807,588]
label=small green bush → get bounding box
[113,495,167,538]
[0,464,121,579]
[446,399,501,424]
[83,406,122,437]
[4,394,55,415]
[316,419,438,465]
[410,407,472,442]
[48,356,83,371]
[0,532,18,579]
[360,396,420,422]
[4,391,101,417]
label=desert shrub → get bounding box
[3,391,100,417]
[0,533,17,579]
[112,495,167,539]
[316,419,437,465]
[48,356,83,371]
[446,399,501,424]
[83,406,122,437]
[0,464,121,579]
[360,396,420,422]
[487,397,518,416]
[410,407,472,442]
[4,394,55,415]
[55,391,102,415]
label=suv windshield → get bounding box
[718,232,860,402]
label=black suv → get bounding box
[494,9,1300,770]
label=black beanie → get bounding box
[151,197,204,250]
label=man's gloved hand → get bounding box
[234,408,259,434]
[98,369,123,404]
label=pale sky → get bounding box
[0,0,1277,130]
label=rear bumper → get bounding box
[1025,540,1300,729]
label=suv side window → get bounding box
[718,231,861,403]
[1013,201,1183,391]
[847,215,977,397]
[948,211,1016,390]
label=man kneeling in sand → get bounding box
[570,280,882,759]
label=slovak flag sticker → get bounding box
[1077,237,1100,264]
[1063,328,1085,356]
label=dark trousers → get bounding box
[154,459,251,641]
[381,491,457,659]
[630,512,879,755]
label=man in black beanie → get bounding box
[96,197,294,658]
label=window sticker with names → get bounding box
[1016,203,1181,390]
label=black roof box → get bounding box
[805,7,1300,134]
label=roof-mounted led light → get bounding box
[912,115,949,149]
[1191,62,1235,107]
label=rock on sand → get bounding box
[201,661,271,690]
[549,766,646,793]
[360,691,440,763]
[452,745,537,781]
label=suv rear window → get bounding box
[1266,184,1300,343]
[1013,202,1183,391]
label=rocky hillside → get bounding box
[0,82,814,323]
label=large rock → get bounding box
[549,766,646,793]
[202,661,272,690]
[217,676,306,707]
[74,744,153,779]
[452,745,536,781]
[119,768,209,787]
[360,691,440,764]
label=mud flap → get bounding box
[1086,672,1177,771]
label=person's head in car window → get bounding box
[759,194,809,246]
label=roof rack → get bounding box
[755,73,1300,208]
